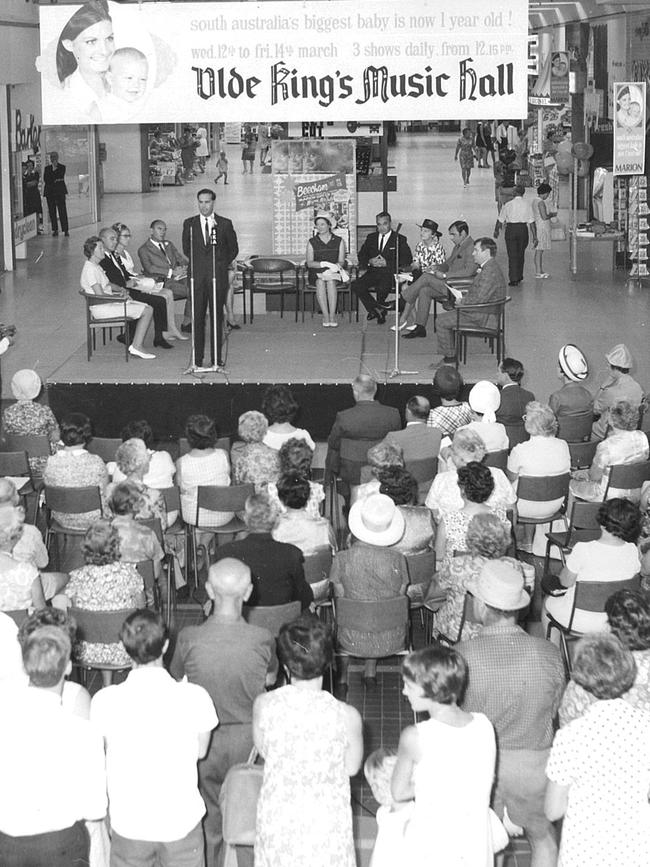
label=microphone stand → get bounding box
[383,222,417,378]
[183,223,201,376]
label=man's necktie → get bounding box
[159,242,171,264]
[204,218,210,246]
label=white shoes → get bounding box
[323,321,339,327]
[391,322,416,332]
[129,346,156,360]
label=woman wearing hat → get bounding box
[458,381,509,453]
[592,344,644,441]
[394,219,446,332]
[549,344,593,422]
[454,127,475,188]
[330,494,408,691]
[305,213,347,327]
[2,370,60,475]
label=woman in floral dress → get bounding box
[454,127,475,187]
[2,369,60,475]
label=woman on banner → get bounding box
[306,213,347,328]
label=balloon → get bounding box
[557,140,573,154]
[573,142,594,160]
[555,151,574,174]
[576,159,590,177]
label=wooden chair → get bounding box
[87,436,122,463]
[69,606,137,685]
[43,485,103,568]
[557,412,593,443]
[543,501,602,573]
[483,449,509,471]
[243,600,302,636]
[546,575,641,674]
[452,296,511,367]
[603,460,650,501]
[299,263,358,323]
[79,291,137,362]
[568,440,597,471]
[242,258,300,323]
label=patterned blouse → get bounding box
[43,448,108,531]
[426,403,473,437]
[2,401,60,474]
[65,561,143,666]
[0,557,40,611]
[412,240,446,274]
[231,442,281,490]
[106,479,168,532]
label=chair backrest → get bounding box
[3,434,51,459]
[3,609,28,627]
[243,601,301,636]
[569,501,602,533]
[44,485,103,516]
[69,607,137,645]
[335,596,408,635]
[455,295,509,330]
[572,576,641,616]
[557,412,593,443]
[339,437,380,485]
[161,485,181,513]
[605,460,650,498]
[404,457,438,485]
[196,483,255,518]
[483,449,509,471]
[303,548,333,585]
[87,437,122,463]
[135,559,156,596]
[568,440,597,470]
[249,257,296,275]
[516,473,570,503]
[405,550,436,586]
[0,450,31,478]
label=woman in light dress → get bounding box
[531,183,556,278]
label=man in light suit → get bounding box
[138,220,191,329]
[381,396,442,501]
[351,212,412,324]
[325,375,401,486]
[182,189,238,371]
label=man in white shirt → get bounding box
[0,625,106,866]
[91,609,217,867]
[494,184,537,286]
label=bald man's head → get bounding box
[206,558,252,603]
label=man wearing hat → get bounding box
[592,343,644,441]
[549,344,593,421]
[494,184,537,286]
[351,212,412,325]
[401,220,477,339]
[457,561,564,867]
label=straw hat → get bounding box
[606,343,633,368]
[468,381,501,422]
[348,494,405,547]
[314,212,335,227]
[467,560,530,610]
[558,344,588,382]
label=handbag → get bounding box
[219,747,263,847]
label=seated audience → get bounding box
[231,410,281,490]
[380,467,435,556]
[353,441,404,505]
[109,481,164,583]
[55,519,145,682]
[426,366,473,436]
[0,478,48,569]
[112,419,176,490]
[43,412,108,531]
[0,506,46,613]
[272,472,336,555]
[570,400,649,502]
[0,624,106,867]
[267,436,325,517]
[545,633,650,867]
[458,380,509,452]
[2,369,60,475]
[591,343,644,441]
[381,396,442,501]
[262,384,315,450]
[435,462,510,567]
[543,498,640,635]
[560,589,650,725]
[212,493,312,609]
[549,343,593,420]
[176,414,232,529]
[110,438,167,530]
[495,357,535,448]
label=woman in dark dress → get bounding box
[305,213,347,327]
[22,159,43,233]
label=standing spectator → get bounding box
[43,151,69,237]
[454,127,475,187]
[262,384,315,451]
[258,123,271,166]
[475,122,491,167]
[458,560,565,867]
[545,634,650,867]
[592,343,644,441]
[195,127,209,173]
[92,610,217,867]
[214,150,229,184]
[180,127,197,181]
[22,159,43,233]
[494,184,537,286]
[2,369,60,475]
[0,625,106,866]
[495,358,535,448]
[426,366,473,436]
[549,344,593,421]
[531,183,556,278]
[241,124,256,173]
[171,559,277,867]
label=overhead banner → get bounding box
[39,0,529,124]
[613,82,646,176]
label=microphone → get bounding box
[210,223,218,246]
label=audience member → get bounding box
[177,414,232,530]
[110,437,168,530]
[379,467,435,557]
[394,217,446,331]
[353,441,404,505]
[0,507,46,613]
[171,559,277,867]
[549,344,593,420]
[266,436,324,517]
[592,343,644,441]
[326,375,401,485]
[392,645,499,864]
[426,366,473,435]
[545,633,650,866]
[0,478,48,569]
[109,480,164,582]
[351,211,412,324]
[543,498,640,635]
[261,384,315,450]
[2,369,60,474]
[43,412,108,530]
[364,747,413,867]
[212,493,312,609]
[458,561,564,867]
[253,614,363,867]
[381,396,441,500]
[92,610,217,867]
[495,358,535,448]
[459,380,509,452]
[230,410,280,490]
[113,419,176,490]
[0,625,106,866]
[272,472,336,555]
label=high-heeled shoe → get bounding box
[226,322,241,331]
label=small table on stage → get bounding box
[569,230,625,278]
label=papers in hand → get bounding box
[397,272,413,283]
[447,285,464,301]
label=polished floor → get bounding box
[1,132,648,401]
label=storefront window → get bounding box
[42,126,97,229]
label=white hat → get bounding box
[348,494,405,547]
[467,560,530,610]
[314,212,336,227]
[606,343,633,369]
[558,344,589,382]
[468,381,501,423]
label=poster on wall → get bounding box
[38,0,529,124]
[549,51,569,104]
[613,82,646,176]
[271,140,356,257]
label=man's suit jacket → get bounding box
[358,230,412,285]
[457,257,506,325]
[326,399,401,481]
[496,384,535,449]
[138,238,188,281]
[43,163,67,199]
[382,423,442,463]
[181,213,238,285]
[443,235,478,279]
[99,253,129,288]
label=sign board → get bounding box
[14,213,38,247]
[39,0,529,123]
[613,82,646,176]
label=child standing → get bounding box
[214,151,229,185]
[364,748,413,867]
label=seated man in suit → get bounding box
[325,375,401,487]
[380,395,442,501]
[496,358,535,449]
[351,212,412,325]
[137,220,191,331]
[431,237,506,368]
[402,220,478,339]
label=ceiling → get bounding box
[530,0,650,28]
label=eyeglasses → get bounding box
[120,233,131,238]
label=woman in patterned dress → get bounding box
[396,219,447,331]
[2,369,60,475]
[454,127,475,187]
[253,614,363,867]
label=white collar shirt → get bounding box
[0,686,106,835]
[91,667,218,841]
[501,197,534,224]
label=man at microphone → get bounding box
[182,189,239,370]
